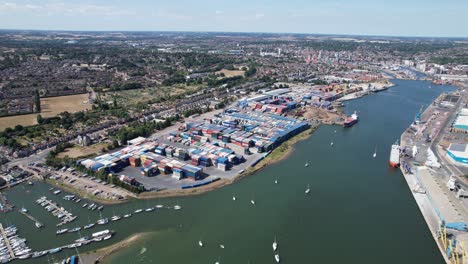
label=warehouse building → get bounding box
[447,143,468,164]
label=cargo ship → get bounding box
[389,140,400,167]
[343,111,359,127]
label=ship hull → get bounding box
[343,119,358,127]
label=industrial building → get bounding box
[447,143,468,164]
[453,114,468,132]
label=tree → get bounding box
[34,89,41,112]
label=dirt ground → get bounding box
[0,94,91,130]
[57,143,108,158]
[216,69,245,78]
[303,108,344,124]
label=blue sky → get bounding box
[0,0,467,37]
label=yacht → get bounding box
[68,227,81,233]
[250,200,255,205]
[56,229,68,235]
[31,251,47,258]
[198,240,203,247]
[123,214,132,218]
[274,254,280,263]
[111,215,121,221]
[84,223,95,229]
[273,237,278,251]
[174,205,182,210]
[145,207,155,212]
[232,196,236,201]
[97,218,109,225]
[35,222,43,228]
[305,185,311,194]
[134,209,143,213]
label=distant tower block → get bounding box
[278,48,281,56]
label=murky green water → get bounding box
[1,79,456,264]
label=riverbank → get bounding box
[235,124,319,182]
[80,232,151,264]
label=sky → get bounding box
[0,0,467,37]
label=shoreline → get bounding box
[80,232,151,264]
[78,125,320,263]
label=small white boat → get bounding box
[198,240,203,247]
[220,244,225,249]
[330,142,334,146]
[97,218,108,225]
[373,146,377,158]
[20,207,28,213]
[250,200,255,205]
[156,205,164,209]
[305,162,309,167]
[305,185,311,194]
[111,215,121,221]
[145,207,155,212]
[274,253,280,263]
[123,214,132,218]
[35,222,43,228]
[84,223,95,229]
[274,179,278,184]
[174,205,182,210]
[103,235,112,240]
[273,237,278,251]
[232,196,236,201]
[134,209,143,213]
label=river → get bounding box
[0,79,457,264]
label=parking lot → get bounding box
[29,165,135,201]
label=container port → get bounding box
[400,90,468,264]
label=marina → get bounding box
[0,224,32,262]
[36,196,77,226]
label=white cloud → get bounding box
[255,13,265,19]
[0,1,135,16]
